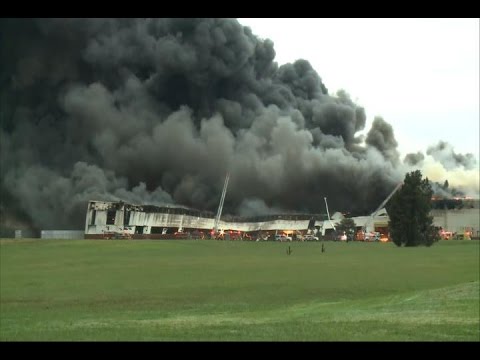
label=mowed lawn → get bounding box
[0,239,478,341]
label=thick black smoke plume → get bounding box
[0,18,434,231]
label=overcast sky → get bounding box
[238,18,479,161]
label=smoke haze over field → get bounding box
[1,18,478,232]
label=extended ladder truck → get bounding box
[211,173,230,240]
[358,182,403,242]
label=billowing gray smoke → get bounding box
[404,152,425,166]
[1,18,411,231]
[426,141,477,170]
[365,117,400,165]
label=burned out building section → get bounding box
[84,200,397,241]
[84,200,328,240]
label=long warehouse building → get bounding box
[84,200,393,240]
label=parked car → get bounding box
[275,234,292,242]
[303,234,319,241]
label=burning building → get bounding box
[84,200,326,240]
[84,199,395,241]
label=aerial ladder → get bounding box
[213,173,230,239]
[361,182,403,241]
[323,197,336,237]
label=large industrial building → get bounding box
[84,175,399,241]
[83,200,392,240]
[84,197,480,241]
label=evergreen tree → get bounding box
[386,170,439,247]
[335,218,356,240]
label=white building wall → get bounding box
[431,208,480,234]
[95,211,107,226]
[128,212,310,232]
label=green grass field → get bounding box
[0,239,478,341]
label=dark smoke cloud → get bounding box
[404,152,425,166]
[2,18,410,231]
[237,198,286,217]
[366,117,400,165]
[426,141,477,170]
